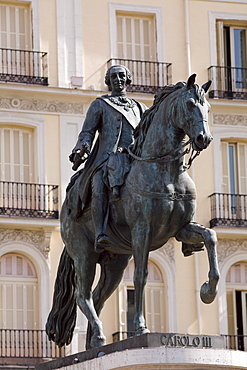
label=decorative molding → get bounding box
[157,239,175,265]
[0,97,84,115]
[217,239,247,264]
[213,114,247,126]
[0,228,52,258]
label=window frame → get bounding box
[109,3,164,63]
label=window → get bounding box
[226,262,247,350]
[0,254,38,329]
[221,141,247,194]
[0,3,31,50]
[217,21,247,91]
[116,13,156,61]
[0,126,35,183]
[118,260,166,337]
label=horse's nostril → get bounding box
[196,134,204,146]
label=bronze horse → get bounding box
[46,74,219,350]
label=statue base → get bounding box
[35,333,247,370]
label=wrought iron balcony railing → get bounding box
[112,331,136,342]
[0,181,59,219]
[0,329,64,365]
[221,334,247,352]
[209,193,247,228]
[107,58,172,94]
[0,48,48,86]
[208,66,247,100]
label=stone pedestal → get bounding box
[36,333,247,370]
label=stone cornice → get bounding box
[213,114,247,126]
[217,238,247,264]
[0,228,52,258]
[0,96,85,115]
[157,239,175,265]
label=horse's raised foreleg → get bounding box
[176,222,219,304]
[86,252,131,349]
[131,222,151,335]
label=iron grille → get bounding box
[208,66,247,100]
[107,58,172,94]
[0,181,59,219]
[209,193,247,228]
[0,48,48,86]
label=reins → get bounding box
[127,138,200,169]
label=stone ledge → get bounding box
[36,333,226,370]
[37,347,247,370]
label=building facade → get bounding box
[0,0,247,367]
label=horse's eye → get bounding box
[186,99,196,109]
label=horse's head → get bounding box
[177,74,212,152]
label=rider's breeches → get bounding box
[91,169,108,237]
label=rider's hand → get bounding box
[69,142,90,163]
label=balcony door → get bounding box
[226,262,247,351]
[217,21,247,91]
[118,260,165,338]
[116,13,157,87]
[0,3,32,76]
[221,141,247,220]
[0,253,39,330]
[0,126,35,211]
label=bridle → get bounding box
[127,138,201,169]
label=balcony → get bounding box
[112,331,135,342]
[0,329,64,367]
[221,334,247,352]
[208,66,247,100]
[0,48,48,86]
[0,181,59,219]
[209,193,247,228]
[107,58,172,94]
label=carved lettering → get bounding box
[160,334,212,348]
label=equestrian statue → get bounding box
[46,65,219,351]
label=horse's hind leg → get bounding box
[176,222,220,304]
[71,244,107,349]
[86,252,131,349]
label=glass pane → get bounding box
[234,29,247,88]
[117,17,123,42]
[229,145,236,194]
[127,289,135,334]
[134,19,140,44]
[9,7,16,33]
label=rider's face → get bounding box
[110,67,127,95]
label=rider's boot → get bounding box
[91,194,110,253]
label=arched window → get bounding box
[0,253,39,329]
[226,261,247,350]
[118,259,166,338]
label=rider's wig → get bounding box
[105,65,132,86]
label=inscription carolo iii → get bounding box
[161,334,212,348]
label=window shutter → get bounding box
[118,284,127,337]
[221,141,230,193]
[0,127,34,183]
[226,289,235,335]
[237,143,247,194]
[116,13,155,61]
[145,285,165,332]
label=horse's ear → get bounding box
[202,80,212,93]
[186,74,197,89]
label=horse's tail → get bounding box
[46,247,77,347]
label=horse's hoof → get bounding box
[135,327,150,336]
[200,282,217,304]
[90,334,106,349]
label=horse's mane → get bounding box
[132,81,204,156]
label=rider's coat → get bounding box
[67,96,147,218]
